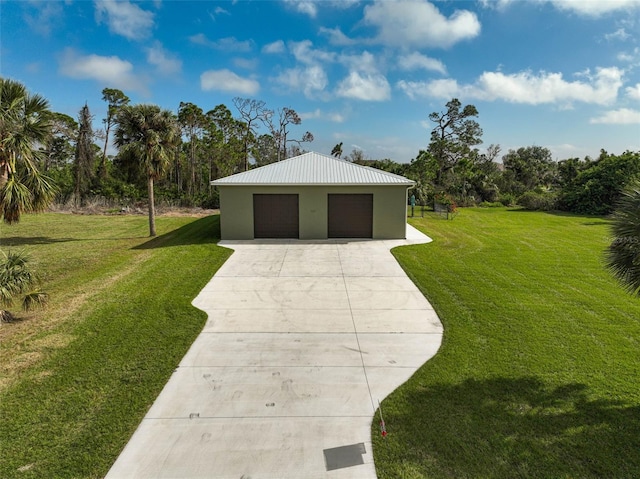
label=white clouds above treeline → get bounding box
[200,70,260,95]
[398,67,624,106]
[13,0,640,161]
[363,0,481,48]
[590,108,640,124]
[58,48,148,94]
[145,42,181,75]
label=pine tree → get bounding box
[73,103,95,205]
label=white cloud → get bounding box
[290,40,336,65]
[478,68,623,105]
[190,34,253,52]
[58,48,147,94]
[398,52,447,74]
[363,0,481,48]
[319,27,359,46]
[24,0,63,36]
[481,0,640,16]
[627,83,640,100]
[590,108,640,124]
[283,0,317,17]
[262,40,285,54]
[94,0,154,40]
[270,40,339,99]
[617,47,640,64]
[546,143,595,160]
[300,108,346,123]
[330,0,360,9]
[284,0,359,17]
[338,51,380,74]
[549,0,640,16]
[233,58,258,70]
[200,69,260,95]
[274,65,328,99]
[398,78,461,100]
[337,71,390,101]
[605,28,631,41]
[189,33,210,45]
[478,0,515,10]
[398,67,624,106]
[146,42,181,75]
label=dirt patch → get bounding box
[157,207,219,217]
[50,202,218,218]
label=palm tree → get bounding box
[0,250,48,322]
[606,180,640,296]
[114,104,179,236]
[0,78,56,224]
[331,142,343,159]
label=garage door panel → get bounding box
[328,194,373,238]
[254,194,299,238]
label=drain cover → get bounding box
[323,442,366,471]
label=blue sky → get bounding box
[2,0,640,163]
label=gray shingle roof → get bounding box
[211,152,414,186]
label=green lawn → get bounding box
[3,209,639,478]
[373,208,640,478]
[0,213,231,479]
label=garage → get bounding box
[212,152,414,240]
[328,194,373,238]
[253,194,299,238]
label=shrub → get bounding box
[558,151,640,215]
[517,191,558,211]
[199,192,219,209]
[499,192,517,206]
[479,201,504,208]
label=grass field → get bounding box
[3,209,639,478]
[373,208,640,478]
[0,213,230,479]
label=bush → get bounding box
[558,151,640,215]
[517,191,558,211]
[499,192,517,206]
[199,192,219,209]
[479,201,504,208]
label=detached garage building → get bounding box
[212,152,414,240]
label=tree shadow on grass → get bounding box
[377,376,640,478]
[133,215,222,250]
[0,236,78,247]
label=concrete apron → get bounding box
[106,225,443,479]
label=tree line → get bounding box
[3,79,640,226]
[336,98,640,217]
[2,78,640,303]
[2,79,315,226]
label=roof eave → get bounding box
[211,181,415,187]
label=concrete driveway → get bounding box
[106,225,442,479]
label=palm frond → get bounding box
[0,250,37,305]
[0,176,33,224]
[605,180,640,296]
[24,170,57,212]
[0,78,53,223]
[22,291,48,311]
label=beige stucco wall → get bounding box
[217,185,409,240]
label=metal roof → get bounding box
[211,152,414,186]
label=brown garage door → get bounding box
[253,194,299,238]
[328,194,373,238]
